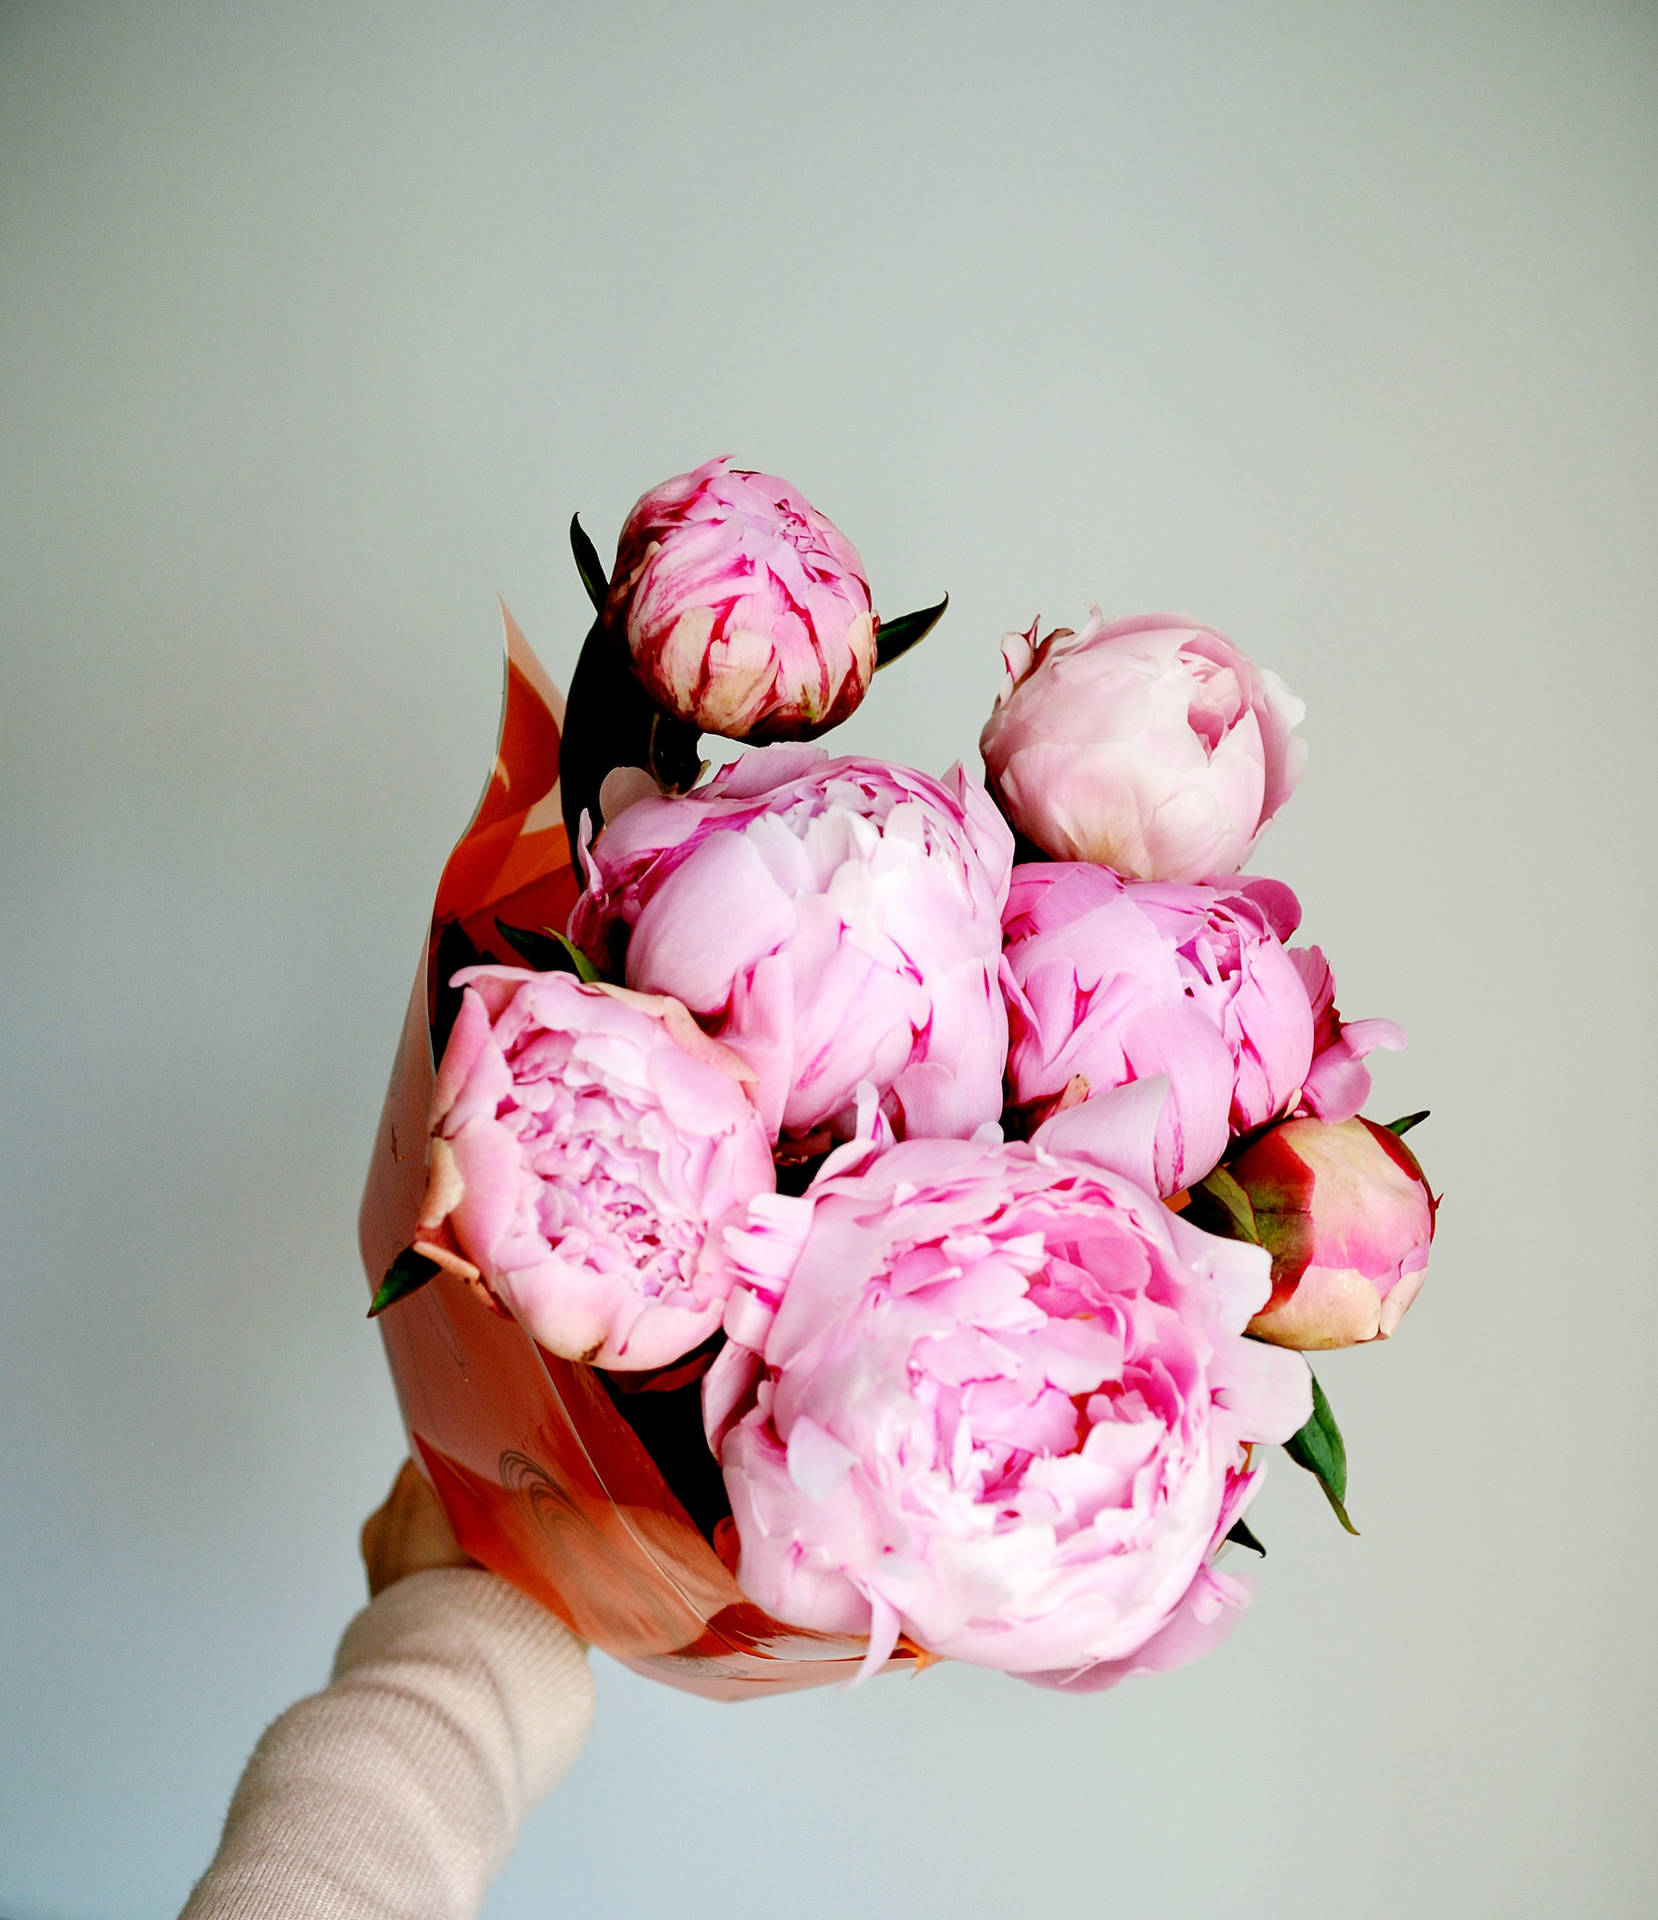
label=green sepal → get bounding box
[495,920,602,982]
[1225,1515,1267,1557]
[368,1248,441,1318]
[1284,1369,1359,1535]
[875,594,948,669]
[1188,1164,1260,1244]
[1385,1110,1430,1138]
[569,514,609,612]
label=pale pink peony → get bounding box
[1289,946,1408,1123]
[415,967,773,1370]
[704,1118,1311,1687]
[1232,1116,1436,1349]
[979,609,1306,882]
[1001,862,1315,1194]
[569,747,1014,1145]
[606,455,876,741]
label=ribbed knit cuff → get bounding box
[180,1568,594,1920]
[329,1569,595,1804]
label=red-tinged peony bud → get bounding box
[1228,1116,1436,1349]
[605,456,876,742]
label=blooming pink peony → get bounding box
[1231,1116,1436,1348]
[704,1121,1312,1687]
[605,455,876,742]
[569,746,1014,1145]
[1290,946,1407,1123]
[979,609,1306,882]
[415,967,774,1370]
[1001,862,1315,1194]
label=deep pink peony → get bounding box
[1232,1116,1436,1348]
[979,609,1306,882]
[414,967,774,1370]
[1001,862,1315,1194]
[569,746,1014,1145]
[605,456,876,741]
[704,1118,1312,1687]
[1290,947,1407,1123]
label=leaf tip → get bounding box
[368,1249,440,1318]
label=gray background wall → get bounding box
[3,3,1654,1915]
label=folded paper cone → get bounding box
[358,603,918,1697]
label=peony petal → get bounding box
[1032,1076,1169,1196]
[1019,1565,1252,1693]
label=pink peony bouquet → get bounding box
[361,458,1439,1699]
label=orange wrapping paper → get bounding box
[358,606,916,1698]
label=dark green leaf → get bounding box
[1385,1110,1430,1138]
[1226,1515,1267,1557]
[1189,1164,1260,1244]
[875,594,949,669]
[558,616,701,854]
[429,918,489,1061]
[569,514,609,612]
[368,1248,440,1318]
[494,919,601,982]
[1284,1369,1359,1534]
[645,710,704,793]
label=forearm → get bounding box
[181,1569,594,1920]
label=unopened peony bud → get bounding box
[980,610,1306,882]
[1227,1116,1436,1349]
[605,456,876,741]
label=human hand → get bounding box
[360,1458,478,1597]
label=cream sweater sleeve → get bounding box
[180,1568,596,1920]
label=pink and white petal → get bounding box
[1017,1565,1253,1693]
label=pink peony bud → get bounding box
[1232,1116,1436,1349]
[416,967,774,1370]
[704,1128,1312,1688]
[1001,862,1315,1194]
[569,746,1014,1145]
[979,609,1307,882]
[605,455,877,741]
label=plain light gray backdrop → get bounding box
[3,3,1654,1915]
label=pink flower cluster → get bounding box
[405,456,1437,1693]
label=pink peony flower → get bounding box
[605,455,876,741]
[415,967,774,1370]
[1290,946,1408,1122]
[1001,862,1315,1194]
[1231,1116,1436,1349]
[569,746,1014,1145]
[979,609,1306,882]
[704,1121,1311,1687]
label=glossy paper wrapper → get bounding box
[358,607,919,1698]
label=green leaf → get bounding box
[1189,1164,1260,1244]
[558,615,700,853]
[569,514,609,613]
[495,919,601,982]
[1284,1369,1359,1534]
[1385,1110,1430,1138]
[1225,1515,1267,1557]
[875,593,949,669]
[645,709,704,794]
[368,1248,440,1318]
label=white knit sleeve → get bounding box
[180,1568,596,1920]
